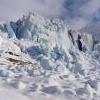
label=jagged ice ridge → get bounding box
[0,13,100,100]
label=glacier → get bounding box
[0,13,100,100]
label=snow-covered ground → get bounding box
[0,86,30,100]
[0,13,100,100]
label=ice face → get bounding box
[0,13,94,53]
[0,13,96,71]
[0,13,99,100]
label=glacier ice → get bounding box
[0,13,100,100]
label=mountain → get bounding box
[0,13,100,100]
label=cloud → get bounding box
[64,0,100,30]
[0,0,66,21]
[0,0,100,30]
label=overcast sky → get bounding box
[0,0,100,30]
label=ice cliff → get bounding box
[0,13,100,100]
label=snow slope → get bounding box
[0,13,100,100]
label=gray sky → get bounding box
[0,0,100,30]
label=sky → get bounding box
[0,0,100,30]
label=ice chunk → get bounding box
[40,57,53,70]
[5,23,16,39]
[81,32,94,51]
[0,69,9,77]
